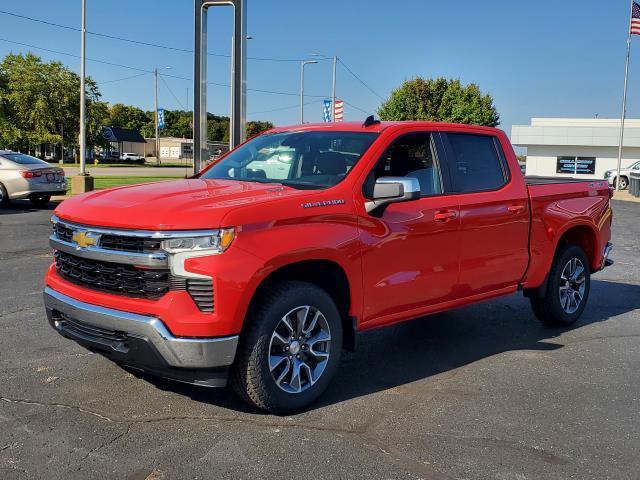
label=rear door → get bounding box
[440,131,530,295]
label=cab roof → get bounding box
[270,121,504,136]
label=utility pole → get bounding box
[300,60,318,124]
[71,0,93,194]
[332,56,337,121]
[616,0,635,191]
[154,68,160,166]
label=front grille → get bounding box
[54,251,170,299]
[100,234,162,253]
[54,222,74,242]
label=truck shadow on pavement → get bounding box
[128,279,640,414]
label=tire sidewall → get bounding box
[546,245,591,325]
[247,282,343,412]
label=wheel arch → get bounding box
[241,259,357,351]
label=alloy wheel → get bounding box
[268,305,331,394]
[559,258,586,314]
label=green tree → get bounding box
[378,77,500,127]
[247,120,274,137]
[107,104,151,132]
[0,53,103,155]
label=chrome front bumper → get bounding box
[44,287,238,371]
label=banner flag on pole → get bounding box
[323,100,332,122]
[334,99,344,122]
[157,108,165,130]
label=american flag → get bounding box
[631,1,640,35]
[334,99,344,122]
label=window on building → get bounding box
[556,156,596,175]
[445,133,508,192]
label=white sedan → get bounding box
[0,151,66,207]
[604,160,640,190]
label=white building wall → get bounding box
[524,145,640,179]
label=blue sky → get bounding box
[0,0,638,136]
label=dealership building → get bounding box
[511,118,640,179]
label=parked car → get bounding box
[43,120,613,412]
[0,151,66,207]
[120,152,145,163]
[604,160,640,189]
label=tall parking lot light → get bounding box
[72,0,94,194]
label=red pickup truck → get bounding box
[44,119,613,412]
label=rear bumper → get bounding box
[44,286,238,387]
[10,179,66,199]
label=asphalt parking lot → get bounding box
[1,199,639,480]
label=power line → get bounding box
[249,100,322,116]
[159,73,187,110]
[0,38,330,99]
[338,58,385,102]
[0,9,313,63]
[98,72,150,85]
[342,99,374,116]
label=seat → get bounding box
[316,152,347,175]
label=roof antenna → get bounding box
[363,115,380,128]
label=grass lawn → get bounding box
[64,176,180,196]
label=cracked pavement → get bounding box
[1,199,639,479]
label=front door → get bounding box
[359,131,461,328]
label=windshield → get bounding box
[200,131,378,189]
[1,153,49,166]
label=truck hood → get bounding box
[55,178,307,230]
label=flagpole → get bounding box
[616,0,635,191]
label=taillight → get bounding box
[20,170,42,178]
[58,170,65,177]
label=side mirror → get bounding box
[365,177,421,214]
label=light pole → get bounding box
[300,60,318,124]
[154,66,171,166]
[72,0,93,194]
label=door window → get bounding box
[445,133,508,192]
[370,133,443,196]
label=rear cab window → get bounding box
[442,133,509,193]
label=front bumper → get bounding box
[44,286,238,387]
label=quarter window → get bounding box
[446,134,507,192]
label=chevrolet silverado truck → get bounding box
[44,119,613,413]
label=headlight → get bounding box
[604,171,611,178]
[161,228,235,254]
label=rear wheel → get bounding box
[530,245,591,326]
[231,281,343,413]
[0,183,9,207]
[29,195,51,207]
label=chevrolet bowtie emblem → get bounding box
[72,231,99,248]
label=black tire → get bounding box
[0,183,9,207]
[530,245,591,326]
[231,281,343,413]
[29,195,51,207]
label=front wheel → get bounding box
[614,176,629,190]
[530,245,591,326]
[231,281,343,413]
